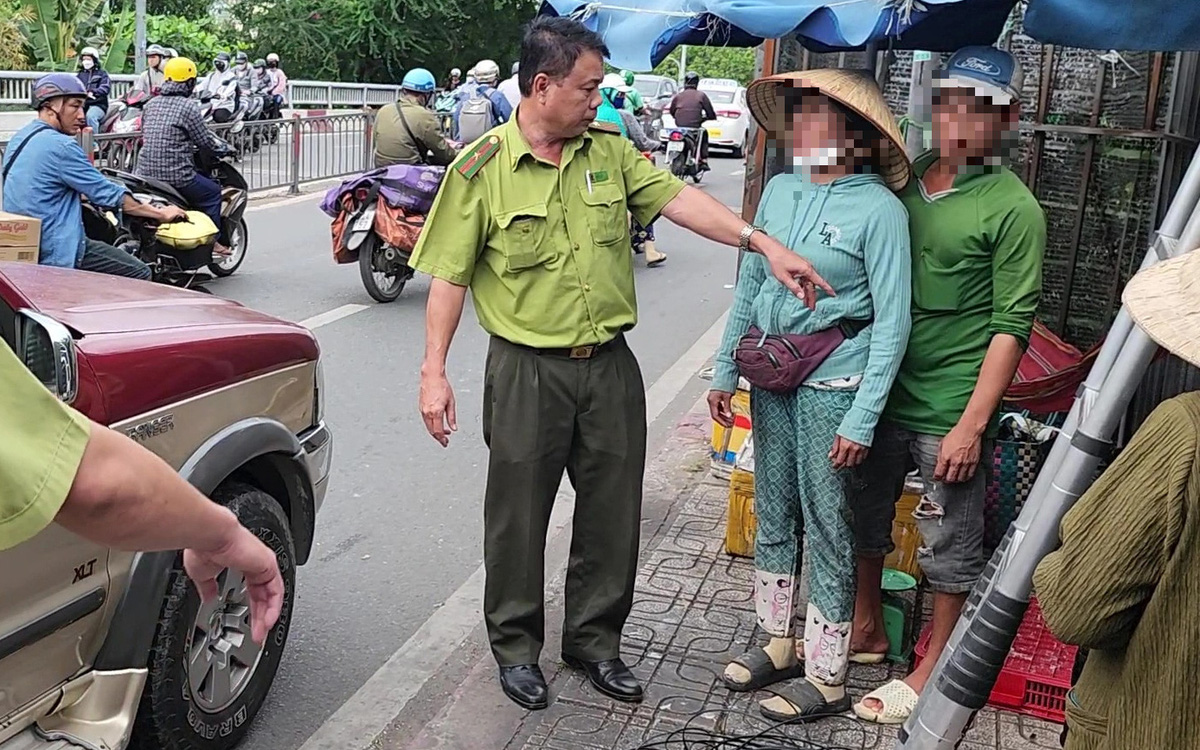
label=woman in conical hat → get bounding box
[709,68,913,721]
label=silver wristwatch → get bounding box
[739,224,764,253]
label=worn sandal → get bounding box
[848,651,888,665]
[759,679,852,722]
[853,679,919,725]
[720,648,804,693]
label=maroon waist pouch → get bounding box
[733,321,869,393]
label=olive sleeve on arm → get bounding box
[0,342,91,551]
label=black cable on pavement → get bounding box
[629,704,873,750]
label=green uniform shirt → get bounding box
[0,340,90,550]
[409,117,686,349]
[884,151,1046,437]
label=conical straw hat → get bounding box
[1124,250,1200,369]
[747,68,911,191]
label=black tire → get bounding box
[691,168,704,184]
[732,138,745,159]
[670,154,687,179]
[209,218,248,277]
[130,485,296,750]
[358,234,408,303]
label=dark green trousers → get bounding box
[482,335,647,666]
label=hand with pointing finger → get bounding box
[752,232,835,310]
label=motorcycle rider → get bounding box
[1,74,183,279]
[374,68,458,168]
[447,67,462,92]
[620,69,646,116]
[598,73,667,267]
[137,57,237,258]
[669,71,716,172]
[497,61,521,110]
[76,47,110,132]
[453,58,512,143]
[132,44,168,95]
[198,52,233,99]
[232,51,254,94]
[266,52,288,106]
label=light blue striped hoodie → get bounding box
[712,171,912,447]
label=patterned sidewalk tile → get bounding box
[517,475,1063,750]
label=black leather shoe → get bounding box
[498,664,548,710]
[562,654,643,703]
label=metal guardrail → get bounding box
[1,112,373,195]
[0,70,400,108]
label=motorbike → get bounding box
[82,139,250,288]
[433,91,457,137]
[665,127,705,184]
[98,89,150,171]
[325,166,444,303]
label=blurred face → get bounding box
[528,49,603,138]
[783,93,870,172]
[148,54,162,70]
[450,74,460,86]
[932,87,1016,163]
[46,97,86,135]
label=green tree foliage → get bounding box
[0,0,33,69]
[228,0,535,84]
[653,45,756,85]
[147,0,210,19]
[22,0,105,70]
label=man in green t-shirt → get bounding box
[849,46,1047,723]
[620,70,645,116]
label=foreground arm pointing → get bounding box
[1,342,283,644]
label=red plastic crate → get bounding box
[913,598,1077,723]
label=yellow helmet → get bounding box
[163,56,198,82]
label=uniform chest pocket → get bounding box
[579,183,626,246]
[912,249,965,312]
[496,203,552,272]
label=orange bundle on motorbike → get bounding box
[322,165,446,302]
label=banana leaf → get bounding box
[22,0,108,69]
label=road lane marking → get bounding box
[730,168,745,176]
[299,304,369,330]
[246,191,327,212]
[295,311,730,750]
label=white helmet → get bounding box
[450,67,461,77]
[474,59,500,84]
[80,46,100,61]
[165,47,178,58]
[267,52,280,64]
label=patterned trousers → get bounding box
[631,217,655,251]
[750,386,857,686]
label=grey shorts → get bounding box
[850,421,991,594]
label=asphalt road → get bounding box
[211,156,747,750]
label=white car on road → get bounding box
[661,78,750,158]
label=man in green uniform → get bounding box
[850,46,1047,723]
[0,340,283,644]
[410,15,833,711]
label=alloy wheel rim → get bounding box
[215,223,246,271]
[185,567,265,713]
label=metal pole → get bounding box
[289,114,302,195]
[679,45,687,84]
[905,52,932,156]
[897,143,1200,750]
[134,0,147,73]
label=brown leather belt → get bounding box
[499,335,623,360]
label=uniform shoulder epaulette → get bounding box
[454,133,502,179]
[589,120,621,134]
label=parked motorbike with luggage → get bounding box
[665,126,705,183]
[82,138,250,288]
[322,165,445,303]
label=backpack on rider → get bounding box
[457,88,495,143]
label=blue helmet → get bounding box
[401,68,436,94]
[30,73,86,110]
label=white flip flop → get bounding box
[853,679,919,725]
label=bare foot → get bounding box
[212,243,232,258]
[851,617,890,658]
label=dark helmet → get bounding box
[234,51,249,64]
[253,58,267,69]
[30,73,86,110]
[684,71,700,87]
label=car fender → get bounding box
[93,417,311,670]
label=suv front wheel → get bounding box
[131,484,296,750]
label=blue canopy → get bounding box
[1025,0,1200,51]
[538,0,1017,71]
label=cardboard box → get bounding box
[0,246,38,263]
[0,211,41,250]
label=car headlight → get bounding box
[313,359,325,424]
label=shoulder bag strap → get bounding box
[394,102,429,166]
[1,125,52,183]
